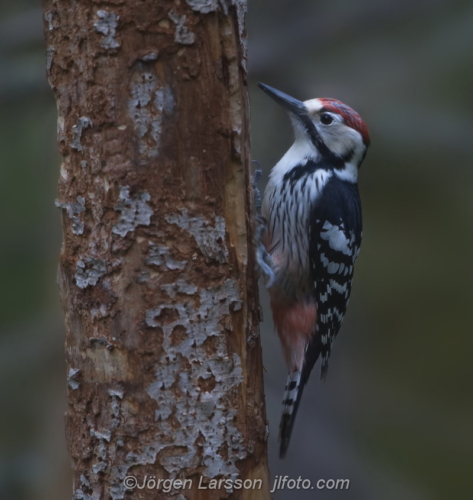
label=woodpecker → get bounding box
[256,83,369,457]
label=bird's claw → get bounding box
[252,162,276,288]
[255,215,276,288]
[252,162,263,212]
[257,247,276,288]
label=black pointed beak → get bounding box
[258,83,307,117]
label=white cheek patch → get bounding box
[322,124,361,154]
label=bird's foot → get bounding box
[255,216,276,288]
[252,161,275,288]
[252,162,263,212]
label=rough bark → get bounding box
[43,1,270,499]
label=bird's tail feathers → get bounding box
[279,370,305,458]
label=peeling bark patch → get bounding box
[91,428,112,443]
[137,50,159,62]
[128,72,174,159]
[145,279,245,477]
[75,257,107,289]
[168,10,195,45]
[90,303,112,320]
[185,0,246,41]
[109,389,123,433]
[155,86,174,115]
[56,196,86,235]
[44,10,55,31]
[95,10,120,49]
[108,388,124,399]
[233,0,247,61]
[165,210,228,263]
[68,368,81,390]
[70,117,92,152]
[78,389,123,500]
[231,1,247,36]
[74,473,99,500]
[46,46,55,72]
[112,186,153,237]
[146,243,186,270]
[161,279,198,299]
[186,0,219,14]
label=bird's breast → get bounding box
[262,167,333,299]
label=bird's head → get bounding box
[258,83,369,173]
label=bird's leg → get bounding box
[254,215,276,288]
[252,162,275,288]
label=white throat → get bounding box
[334,162,358,183]
[267,138,320,186]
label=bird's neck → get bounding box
[270,139,359,185]
[333,162,358,183]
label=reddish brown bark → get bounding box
[43,0,270,498]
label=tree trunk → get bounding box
[43,1,270,498]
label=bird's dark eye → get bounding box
[320,113,334,125]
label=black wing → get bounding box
[279,176,362,457]
[306,176,362,382]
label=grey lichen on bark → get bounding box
[43,0,270,499]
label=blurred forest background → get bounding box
[1,0,472,499]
